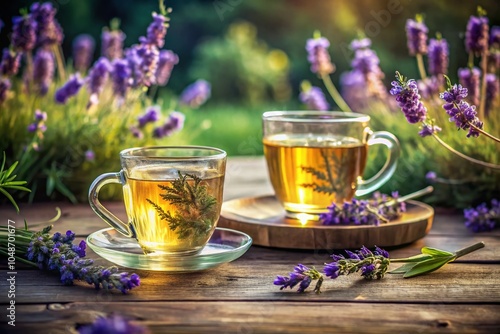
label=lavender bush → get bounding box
[0,2,211,202]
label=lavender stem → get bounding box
[416,54,427,80]
[321,73,353,113]
[454,241,485,259]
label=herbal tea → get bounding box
[123,166,224,254]
[263,134,368,214]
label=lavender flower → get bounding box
[125,47,143,88]
[179,80,211,108]
[101,29,126,60]
[405,18,428,55]
[369,191,407,220]
[320,199,383,226]
[306,36,335,76]
[351,48,382,76]
[428,38,449,76]
[79,314,150,334]
[143,12,168,48]
[135,43,159,87]
[73,34,95,73]
[0,78,11,103]
[426,171,437,182]
[129,126,144,139]
[490,26,500,47]
[340,70,369,112]
[27,226,140,293]
[85,150,95,162]
[1,48,21,76]
[33,49,55,95]
[111,59,131,101]
[87,57,112,107]
[35,109,47,122]
[418,123,442,137]
[138,106,161,128]
[55,73,84,104]
[273,264,323,293]
[299,85,329,111]
[11,15,37,52]
[152,111,185,138]
[390,74,427,124]
[350,38,371,51]
[30,2,64,47]
[485,73,499,116]
[323,246,390,281]
[440,84,484,138]
[27,109,48,134]
[156,50,178,86]
[464,199,500,232]
[465,15,489,55]
[458,67,481,107]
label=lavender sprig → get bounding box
[299,82,330,111]
[55,73,84,104]
[275,243,485,293]
[73,34,95,73]
[1,48,22,76]
[11,14,37,52]
[179,80,211,108]
[79,314,150,334]
[25,226,140,293]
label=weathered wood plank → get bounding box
[1,262,499,304]
[1,302,499,334]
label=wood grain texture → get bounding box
[2,302,500,334]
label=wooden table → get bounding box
[1,156,499,333]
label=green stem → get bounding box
[432,134,500,169]
[0,249,37,267]
[468,52,474,69]
[53,44,66,82]
[454,241,485,259]
[379,186,434,208]
[416,54,427,80]
[321,74,353,113]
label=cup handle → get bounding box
[355,130,400,197]
[88,170,133,237]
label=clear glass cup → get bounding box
[88,146,227,255]
[262,111,400,219]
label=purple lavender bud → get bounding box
[144,12,168,48]
[485,73,499,116]
[11,15,37,52]
[306,36,335,76]
[458,67,481,107]
[27,123,37,132]
[55,73,84,104]
[0,78,11,103]
[152,111,185,138]
[33,49,55,95]
[465,15,489,55]
[72,34,95,73]
[351,48,382,75]
[440,84,468,103]
[299,86,330,111]
[405,18,428,55]
[125,47,143,88]
[111,58,131,100]
[490,26,500,47]
[426,171,437,182]
[323,263,340,279]
[374,246,389,258]
[85,150,95,162]
[30,2,64,47]
[156,50,178,86]
[35,109,47,122]
[179,80,211,108]
[138,106,161,128]
[350,38,372,51]
[79,315,149,334]
[390,78,427,124]
[135,43,159,87]
[428,38,449,76]
[87,57,112,106]
[1,48,21,76]
[101,29,126,60]
[418,124,442,137]
[130,126,144,139]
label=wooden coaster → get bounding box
[218,195,434,250]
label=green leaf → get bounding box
[54,180,77,204]
[389,262,418,274]
[391,254,433,263]
[46,175,55,196]
[2,180,28,186]
[3,161,18,179]
[3,185,31,192]
[421,247,454,257]
[0,152,6,176]
[403,256,454,278]
[0,187,20,213]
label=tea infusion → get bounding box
[264,134,367,214]
[123,166,224,254]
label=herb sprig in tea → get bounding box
[147,171,217,240]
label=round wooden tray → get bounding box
[218,196,434,250]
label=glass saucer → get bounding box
[87,227,252,272]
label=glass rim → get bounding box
[262,111,370,123]
[120,146,227,160]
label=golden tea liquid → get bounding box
[263,134,368,214]
[123,166,224,254]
